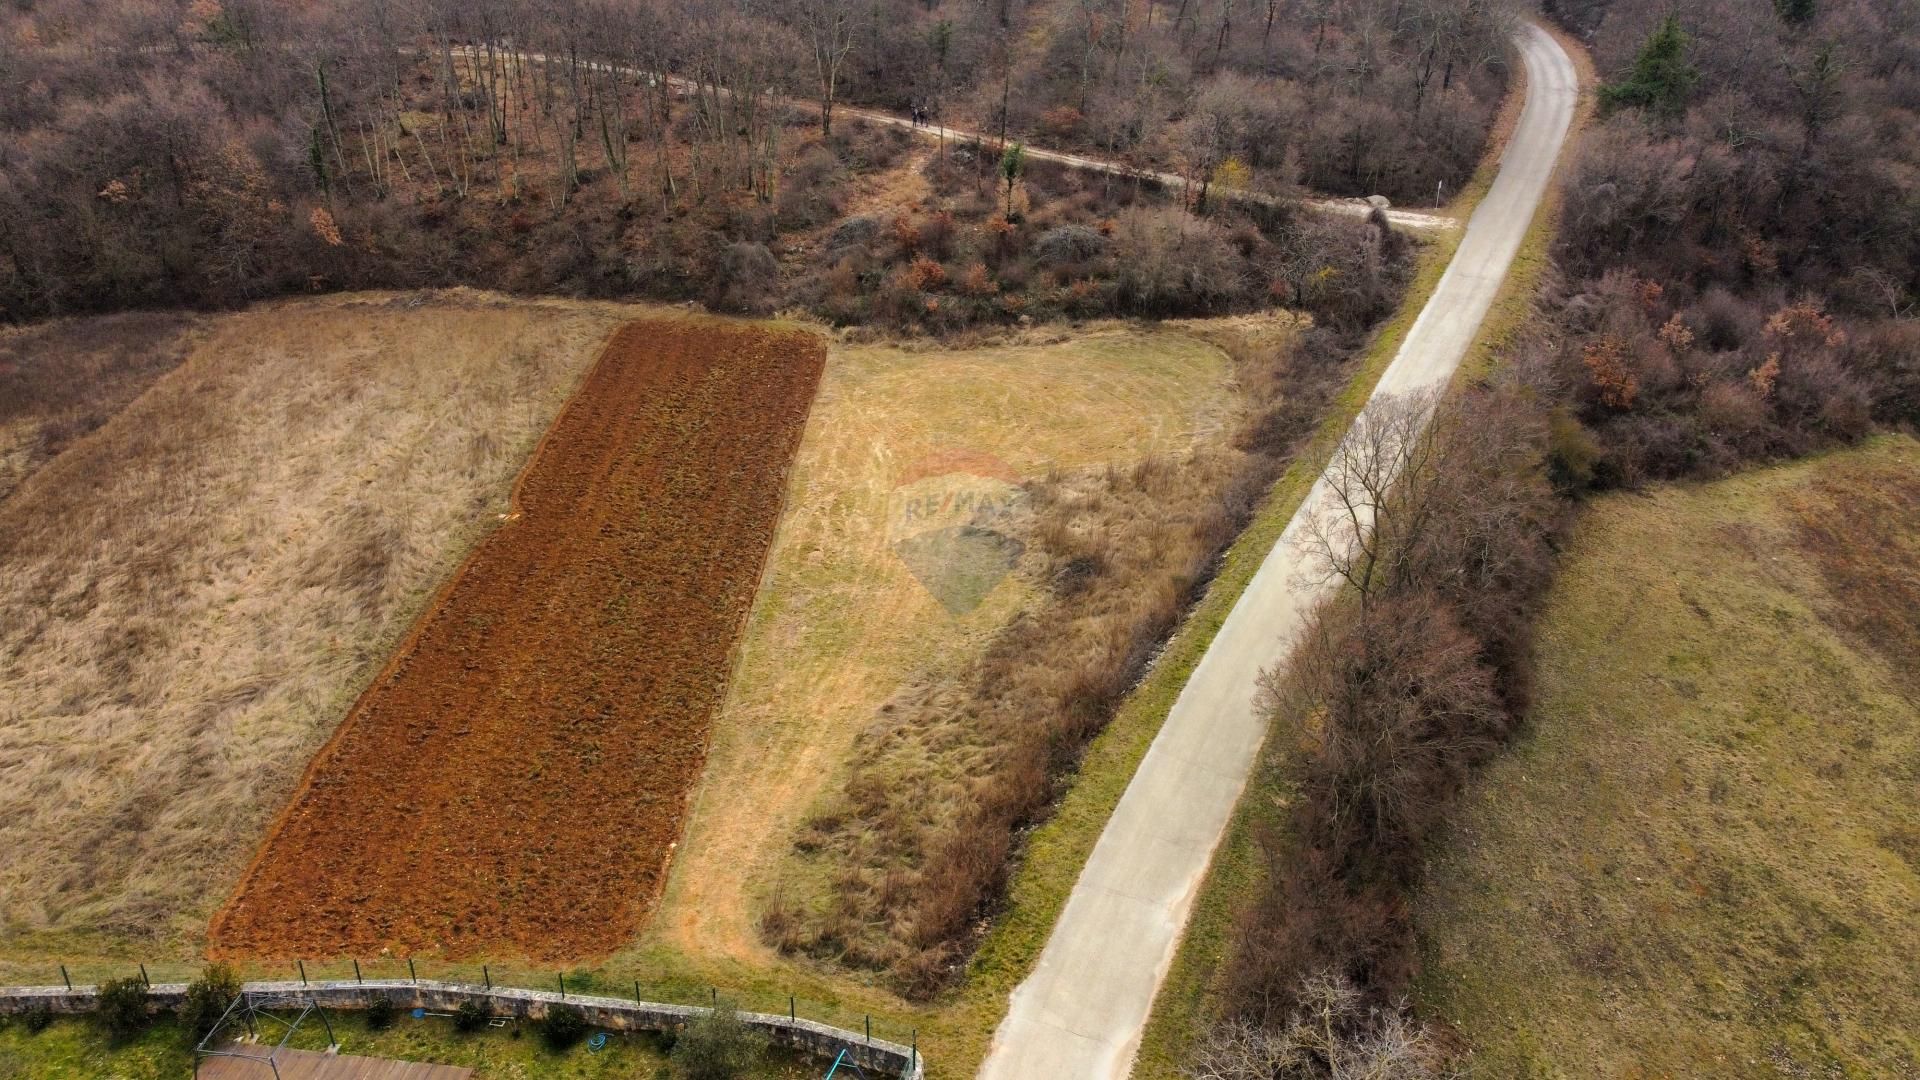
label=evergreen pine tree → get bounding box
[1776,0,1817,26]
[1600,15,1700,118]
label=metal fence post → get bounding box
[634,980,642,1003]
[865,1014,871,1044]
[557,973,566,999]
[484,965,491,990]
[353,959,362,984]
[297,960,307,987]
[60,964,70,990]
[139,964,150,987]
[789,994,795,1021]
[407,957,417,984]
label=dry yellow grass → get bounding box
[0,290,653,964]
[651,322,1239,971]
[0,312,198,503]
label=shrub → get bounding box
[21,1002,54,1034]
[669,1001,769,1079]
[452,998,490,1033]
[958,262,999,297]
[95,976,151,1041]
[364,996,398,1030]
[1110,208,1248,316]
[1546,408,1601,493]
[708,242,780,315]
[919,210,957,259]
[905,255,947,291]
[1190,972,1451,1079]
[827,215,882,255]
[1032,225,1109,266]
[180,964,241,1044]
[538,1002,589,1049]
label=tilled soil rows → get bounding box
[211,318,825,960]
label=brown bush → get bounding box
[707,242,780,315]
[905,255,947,291]
[1225,389,1563,1017]
[1111,207,1250,316]
[1192,972,1453,1079]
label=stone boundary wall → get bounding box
[0,979,923,1079]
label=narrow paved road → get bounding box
[978,22,1579,1080]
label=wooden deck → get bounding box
[196,1045,473,1080]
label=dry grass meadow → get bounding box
[0,290,651,970]
[1415,435,1920,1077]
[650,323,1241,973]
[0,312,198,502]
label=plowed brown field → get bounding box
[210,317,825,960]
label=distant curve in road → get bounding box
[977,22,1580,1080]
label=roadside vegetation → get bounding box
[971,0,1518,206]
[770,275,1410,997]
[1417,437,1920,1077]
[1175,0,1920,1072]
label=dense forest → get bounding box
[0,0,1513,328]
[1199,0,1918,1075]
[1544,0,1919,480]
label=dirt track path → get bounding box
[466,48,1456,233]
[211,317,824,961]
[978,22,1581,1079]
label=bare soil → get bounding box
[0,292,639,961]
[211,317,825,961]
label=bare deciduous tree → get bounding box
[1191,971,1457,1079]
[793,0,856,134]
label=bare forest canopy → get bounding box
[0,0,1515,325]
[1541,0,1920,483]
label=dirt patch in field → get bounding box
[211,317,825,961]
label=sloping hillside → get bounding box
[1416,436,1920,1077]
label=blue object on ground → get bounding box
[588,1032,608,1053]
[410,1007,425,1019]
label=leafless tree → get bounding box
[1298,386,1553,618]
[1190,972,1457,1079]
[793,0,857,134]
[1295,389,1444,608]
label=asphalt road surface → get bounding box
[977,22,1579,1080]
